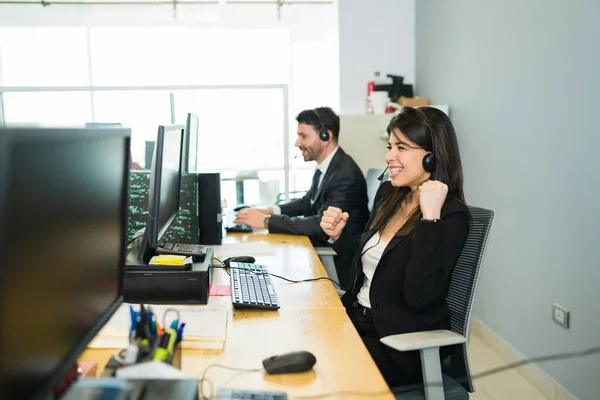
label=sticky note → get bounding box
[150,255,188,265]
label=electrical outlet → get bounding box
[552,303,570,329]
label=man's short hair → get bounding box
[296,107,340,142]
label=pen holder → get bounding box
[102,340,182,377]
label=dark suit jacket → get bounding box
[268,147,369,245]
[333,181,470,379]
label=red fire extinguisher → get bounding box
[367,81,375,114]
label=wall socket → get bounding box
[552,303,570,329]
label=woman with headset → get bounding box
[320,106,469,388]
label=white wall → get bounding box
[338,0,415,115]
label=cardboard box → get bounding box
[397,97,430,107]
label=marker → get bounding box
[153,328,177,362]
[176,322,186,342]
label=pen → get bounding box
[129,305,138,342]
[176,322,186,342]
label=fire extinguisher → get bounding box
[367,81,375,114]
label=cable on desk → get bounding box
[268,272,341,289]
[212,265,341,289]
[199,363,263,400]
[213,257,230,276]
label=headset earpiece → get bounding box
[319,128,329,141]
[422,152,436,172]
[416,108,436,173]
[313,109,330,142]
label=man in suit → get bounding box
[235,107,369,289]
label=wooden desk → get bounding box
[80,233,394,399]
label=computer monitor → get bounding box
[0,127,131,400]
[184,113,199,173]
[137,124,184,264]
[85,122,123,128]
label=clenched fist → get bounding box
[320,206,349,241]
[418,180,448,220]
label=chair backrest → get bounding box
[442,205,494,392]
[365,168,384,212]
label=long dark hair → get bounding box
[370,107,465,236]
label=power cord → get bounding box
[199,364,263,400]
[211,264,341,289]
[291,345,600,398]
[126,227,146,247]
[213,257,230,276]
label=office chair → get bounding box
[365,168,385,212]
[275,190,307,205]
[380,206,494,400]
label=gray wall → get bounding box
[416,1,600,399]
[338,0,415,114]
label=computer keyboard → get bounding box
[159,242,206,259]
[216,388,288,400]
[230,262,280,310]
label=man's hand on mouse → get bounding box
[234,208,269,229]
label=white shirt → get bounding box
[272,146,339,214]
[357,232,388,308]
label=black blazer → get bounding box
[268,147,369,245]
[333,181,469,377]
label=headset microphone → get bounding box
[377,166,389,181]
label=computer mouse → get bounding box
[223,256,256,267]
[262,351,316,374]
[225,223,253,233]
[233,205,250,212]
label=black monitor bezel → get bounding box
[184,113,199,173]
[0,127,130,400]
[137,124,184,263]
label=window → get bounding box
[173,88,285,171]
[93,90,172,167]
[0,28,89,87]
[2,92,92,126]
[0,12,338,206]
[89,27,290,86]
[173,88,286,208]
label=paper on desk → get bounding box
[212,242,275,259]
[116,361,190,380]
[90,303,228,350]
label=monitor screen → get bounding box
[0,127,130,400]
[138,124,184,263]
[185,113,199,173]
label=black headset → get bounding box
[313,109,330,142]
[377,107,436,181]
[416,108,436,173]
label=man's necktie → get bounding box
[310,169,323,202]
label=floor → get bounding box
[469,333,549,400]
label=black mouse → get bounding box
[223,256,256,267]
[225,223,253,233]
[262,351,316,374]
[233,205,250,212]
